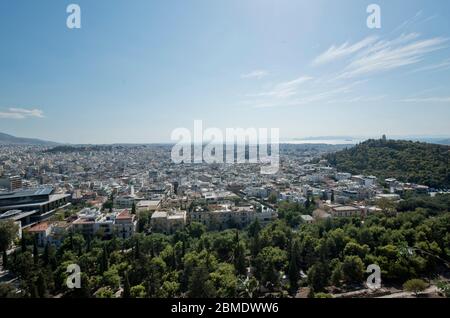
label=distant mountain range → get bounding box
[0,132,59,146]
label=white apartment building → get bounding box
[71,208,136,238]
[150,210,187,234]
[335,172,352,181]
[330,205,363,217]
[114,209,137,239]
[189,204,277,230]
[137,199,161,212]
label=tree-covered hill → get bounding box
[325,139,450,189]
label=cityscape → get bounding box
[0,138,448,299]
[0,0,449,306]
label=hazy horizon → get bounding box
[2,130,450,146]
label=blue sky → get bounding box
[0,0,449,144]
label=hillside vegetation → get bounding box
[325,139,450,189]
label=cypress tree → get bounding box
[37,272,48,298]
[2,250,7,269]
[69,232,74,250]
[33,238,39,265]
[21,237,27,253]
[43,243,49,266]
[123,271,131,298]
[100,246,109,273]
[288,245,299,292]
[134,239,141,260]
[86,235,92,252]
[30,282,39,298]
[305,197,311,209]
[234,242,247,276]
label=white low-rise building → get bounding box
[301,215,314,224]
[114,209,137,239]
[151,210,187,234]
[72,208,136,238]
[137,199,161,212]
[189,204,277,230]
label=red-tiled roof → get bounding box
[27,222,50,232]
[117,209,132,220]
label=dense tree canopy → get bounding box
[325,139,450,188]
[0,193,448,298]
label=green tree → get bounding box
[30,282,39,298]
[343,242,370,259]
[307,262,329,291]
[37,272,48,298]
[403,279,428,296]
[254,246,287,287]
[2,250,7,269]
[99,246,109,273]
[146,257,167,297]
[188,265,216,298]
[0,220,18,252]
[248,218,261,235]
[234,241,247,276]
[159,280,180,298]
[436,280,450,298]
[0,283,18,298]
[210,263,238,297]
[268,192,278,204]
[330,261,344,287]
[103,267,120,289]
[342,255,365,284]
[288,244,299,291]
[42,243,50,266]
[21,237,27,253]
[96,287,114,298]
[187,222,206,239]
[237,277,259,298]
[130,285,146,298]
[33,238,39,265]
[122,271,131,298]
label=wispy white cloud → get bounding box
[0,108,45,119]
[410,58,450,73]
[312,36,378,66]
[0,112,26,119]
[243,32,448,109]
[248,76,313,98]
[325,95,386,104]
[390,10,423,35]
[336,34,448,78]
[249,80,365,108]
[241,70,269,79]
[390,11,437,35]
[400,97,450,103]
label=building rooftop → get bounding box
[137,200,161,206]
[0,187,54,200]
[27,222,50,232]
[332,206,360,212]
[151,211,167,218]
[117,209,133,220]
[301,215,314,221]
